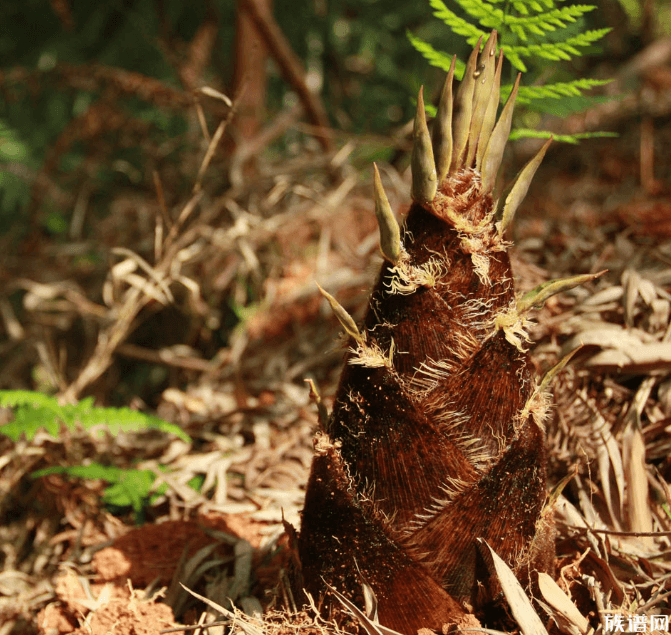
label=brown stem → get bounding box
[239,0,333,151]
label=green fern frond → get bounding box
[424,0,609,72]
[33,464,204,521]
[33,464,173,518]
[504,5,596,40]
[450,0,505,30]
[453,0,595,39]
[427,0,486,44]
[1,405,64,439]
[506,78,613,104]
[406,32,466,78]
[82,406,190,440]
[0,389,67,419]
[509,0,557,11]
[509,128,618,143]
[0,389,190,442]
[409,0,613,143]
[506,28,612,68]
[408,33,611,111]
[487,0,556,7]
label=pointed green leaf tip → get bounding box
[537,346,582,399]
[481,72,520,193]
[373,164,402,264]
[476,48,503,172]
[517,270,607,315]
[466,30,497,168]
[432,55,456,184]
[316,283,364,344]
[498,137,552,235]
[452,36,481,171]
[411,86,437,206]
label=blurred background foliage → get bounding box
[0,0,432,229]
[0,0,664,403]
[0,0,632,228]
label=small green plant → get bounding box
[0,390,194,521]
[0,389,189,442]
[35,464,164,516]
[409,0,616,142]
[32,463,204,521]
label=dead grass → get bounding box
[1,63,671,635]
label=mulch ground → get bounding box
[2,38,671,635]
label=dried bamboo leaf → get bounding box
[595,417,625,527]
[239,597,263,618]
[583,551,626,605]
[622,426,654,546]
[582,343,671,373]
[479,540,549,635]
[180,584,264,635]
[563,324,653,349]
[326,582,404,635]
[580,285,624,307]
[547,467,577,508]
[169,543,224,615]
[229,540,254,601]
[576,475,607,529]
[538,572,590,635]
[553,496,602,556]
[622,268,657,326]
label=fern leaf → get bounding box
[428,0,485,45]
[506,28,612,64]
[78,406,190,442]
[500,78,613,105]
[0,389,66,420]
[511,0,555,9]
[33,464,125,481]
[452,0,505,29]
[452,0,596,42]
[407,32,466,79]
[509,128,618,143]
[0,407,63,440]
[102,469,167,512]
[32,465,170,515]
[0,389,190,442]
[72,396,96,413]
[504,4,596,41]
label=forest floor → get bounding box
[2,38,671,635]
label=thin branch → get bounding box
[239,0,333,151]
